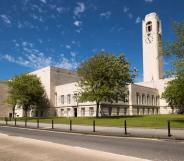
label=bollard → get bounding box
[168,120,172,137]
[52,119,54,129]
[93,120,96,132]
[15,118,16,126]
[70,120,72,131]
[124,120,127,135]
[37,118,39,128]
[25,118,27,127]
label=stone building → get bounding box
[0,81,12,118]
[14,12,174,117]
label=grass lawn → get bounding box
[10,114,184,129]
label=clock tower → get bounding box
[142,12,163,82]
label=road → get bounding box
[0,126,184,161]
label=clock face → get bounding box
[145,35,153,44]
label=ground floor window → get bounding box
[61,109,64,116]
[89,107,94,116]
[67,108,70,117]
[124,108,127,115]
[137,108,139,115]
[81,108,85,116]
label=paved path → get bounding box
[0,126,184,161]
[1,120,184,139]
[0,133,149,161]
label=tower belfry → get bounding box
[142,12,163,82]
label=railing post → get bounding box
[124,120,127,135]
[168,120,171,137]
[70,120,72,131]
[25,118,27,127]
[93,120,95,132]
[52,119,54,129]
[15,118,16,126]
[37,118,39,128]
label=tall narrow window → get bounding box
[55,92,57,107]
[61,95,64,104]
[146,21,152,32]
[142,94,145,105]
[81,108,85,116]
[136,92,140,105]
[147,95,150,105]
[67,94,71,104]
[89,107,94,116]
[152,95,155,106]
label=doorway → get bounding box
[74,108,77,117]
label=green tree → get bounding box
[7,74,48,117]
[164,22,184,76]
[162,74,184,113]
[162,22,184,112]
[77,52,136,117]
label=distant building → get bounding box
[14,12,174,117]
[0,81,12,118]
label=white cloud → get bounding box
[65,45,71,49]
[70,51,76,57]
[123,6,129,13]
[74,2,86,17]
[57,7,65,13]
[40,0,47,4]
[145,0,154,2]
[73,20,82,27]
[135,17,141,24]
[1,51,78,71]
[0,14,11,25]
[100,11,111,19]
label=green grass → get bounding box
[11,114,184,129]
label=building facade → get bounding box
[0,81,12,118]
[14,12,174,117]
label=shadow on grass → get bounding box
[96,115,144,119]
[171,120,184,123]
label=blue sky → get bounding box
[0,0,183,81]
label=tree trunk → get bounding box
[12,105,15,119]
[25,109,28,118]
[96,101,100,118]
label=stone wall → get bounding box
[0,82,12,117]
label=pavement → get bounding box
[0,133,149,161]
[0,126,184,161]
[0,120,184,139]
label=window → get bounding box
[61,109,64,116]
[55,92,57,106]
[157,21,160,32]
[89,107,94,116]
[81,108,85,116]
[137,108,139,115]
[67,94,71,104]
[142,94,145,105]
[152,95,155,106]
[67,108,70,117]
[146,21,152,32]
[61,95,64,104]
[147,95,150,105]
[136,92,140,105]
[156,96,159,106]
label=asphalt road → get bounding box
[0,126,184,161]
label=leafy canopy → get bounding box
[7,74,47,115]
[77,53,136,104]
[164,22,184,76]
[162,22,184,111]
